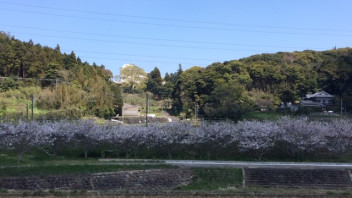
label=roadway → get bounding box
[164,160,352,169]
[98,159,352,169]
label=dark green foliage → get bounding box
[171,64,183,115]
[280,88,296,105]
[0,77,20,92]
[0,32,123,119]
[110,82,123,115]
[145,67,163,98]
[204,82,244,120]
[176,48,352,119]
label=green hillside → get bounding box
[1,32,351,121]
[0,32,123,120]
[172,48,352,119]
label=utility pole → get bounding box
[195,104,199,124]
[31,94,34,121]
[341,98,343,116]
[146,93,149,127]
[26,104,29,121]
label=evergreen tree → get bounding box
[171,64,183,115]
[145,67,162,98]
[110,82,123,116]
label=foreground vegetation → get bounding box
[1,117,352,165]
[0,164,170,177]
[179,168,243,191]
[0,155,351,197]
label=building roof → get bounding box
[306,91,334,99]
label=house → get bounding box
[300,91,334,107]
[122,104,140,116]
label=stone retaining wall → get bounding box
[244,168,352,188]
[0,168,192,190]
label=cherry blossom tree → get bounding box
[154,122,194,158]
[2,120,51,164]
[323,119,352,160]
[108,125,150,158]
[277,117,326,159]
[1,117,352,162]
[71,120,100,159]
[191,122,238,159]
[44,120,76,156]
[237,120,279,160]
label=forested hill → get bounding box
[0,32,123,119]
[238,48,352,97]
[1,32,351,120]
[176,48,352,119]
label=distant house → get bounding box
[122,104,140,116]
[300,91,334,108]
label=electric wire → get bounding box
[0,8,351,37]
[5,28,330,55]
[0,24,327,50]
[0,1,350,33]
[9,31,278,52]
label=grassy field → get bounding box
[179,168,243,191]
[241,111,285,121]
[1,158,352,198]
[0,164,171,177]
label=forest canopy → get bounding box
[0,32,123,119]
[168,48,352,119]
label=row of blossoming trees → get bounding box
[1,117,352,164]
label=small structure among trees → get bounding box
[122,104,140,116]
[300,91,334,108]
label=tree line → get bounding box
[1,117,352,164]
[132,48,352,120]
[0,32,123,119]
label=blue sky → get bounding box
[0,0,351,77]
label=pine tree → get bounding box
[145,67,162,98]
[171,64,183,115]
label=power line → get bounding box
[0,1,350,33]
[7,31,321,53]
[1,31,331,67]
[0,8,351,37]
[0,24,327,50]
[76,55,211,66]
[69,50,220,62]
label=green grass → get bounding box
[0,151,170,177]
[242,111,284,121]
[179,168,243,191]
[0,151,167,166]
[0,164,171,177]
[0,152,92,166]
